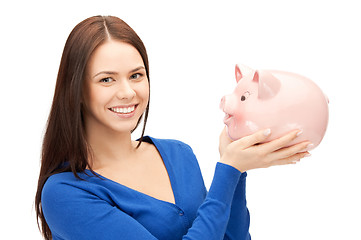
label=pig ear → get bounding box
[235,64,254,83]
[235,64,242,83]
[253,70,281,100]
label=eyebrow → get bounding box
[93,66,145,78]
[130,66,145,73]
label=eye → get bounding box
[130,73,143,80]
[100,77,113,83]
[241,91,250,101]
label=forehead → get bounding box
[235,77,257,91]
[86,40,144,74]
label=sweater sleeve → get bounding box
[183,162,242,239]
[224,172,251,240]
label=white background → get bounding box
[1,0,360,239]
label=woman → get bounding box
[35,15,311,240]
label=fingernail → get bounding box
[304,153,312,158]
[296,130,303,137]
[263,129,271,136]
[306,144,314,151]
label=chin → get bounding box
[226,124,243,141]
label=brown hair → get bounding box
[35,15,150,239]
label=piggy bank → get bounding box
[220,64,329,150]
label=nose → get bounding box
[220,94,236,114]
[116,80,136,100]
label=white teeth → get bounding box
[110,106,135,114]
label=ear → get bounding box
[253,70,281,99]
[235,64,254,83]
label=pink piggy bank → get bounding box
[220,64,329,150]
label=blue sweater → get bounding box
[42,136,251,239]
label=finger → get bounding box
[270,151,310,166]
[271,141,312,160]
[262,129,302,152]
[235,128,272,149]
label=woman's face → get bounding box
[83,40,149,135]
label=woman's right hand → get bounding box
[219,127,312,173]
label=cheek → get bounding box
[84,86,110,110]
[137,81,150,102]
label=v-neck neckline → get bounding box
[85,136,179,206]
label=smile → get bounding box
[109,105,136,114]
[223,113,233,124]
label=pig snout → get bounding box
[220,96,226,111]
[220,94,236,114]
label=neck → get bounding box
[86,126,137,170]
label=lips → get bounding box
[109,105,137,114]
[223,113,234,124]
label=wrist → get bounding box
[219,155,247,173]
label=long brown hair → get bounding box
[35,15,150,239]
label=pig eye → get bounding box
[241,91,250,101]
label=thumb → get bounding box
[233,128,272,149]
[219,127,233,156]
